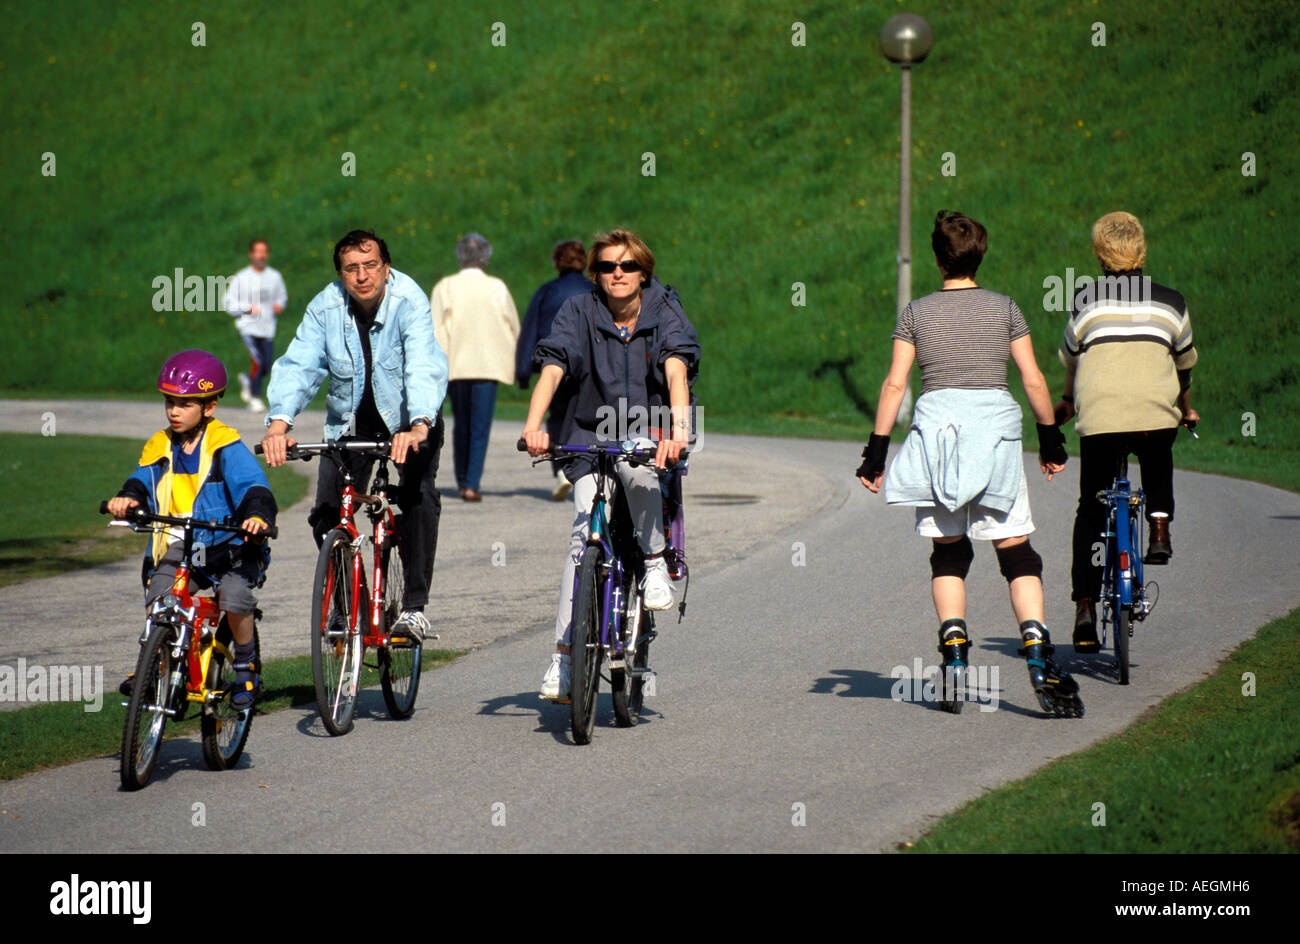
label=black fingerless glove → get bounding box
[855,433,891,480]
[1036,422,1067,466]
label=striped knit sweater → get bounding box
[1059,270,1197,436]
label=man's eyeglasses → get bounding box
[593,260,643,275]
[342,260,385,276]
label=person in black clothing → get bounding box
[516,240,593,500]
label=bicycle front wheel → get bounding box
[121,622,176,790]
[570,545,604,745]
[380,535,421,719]
[201,621,257,770]
[311,528,363,736]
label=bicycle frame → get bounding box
[125,519,242,713]
[1097,459,1153,674]
[302,442,403,650]
[550,442,682,664]
[1099,474,1144,612]
[577,450,633,663]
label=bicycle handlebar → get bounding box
[515,438,688,462]
[100,502,278,540]
[256,440,397,461]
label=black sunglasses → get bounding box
[593,260,643,275]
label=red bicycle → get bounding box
[266,440,423,736]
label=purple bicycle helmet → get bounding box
[157,350,227,398]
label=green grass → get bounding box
[0,433,308,586]
[905,607,1300,853]
[2,0,1296,486]
[0,647,464,781]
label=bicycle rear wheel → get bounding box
[311,528,363,736]
[1116,605,1131,686]
[380,535,422,719]
[612,587,650,728]
[570,545,604,744]
[121,622,176,790]
[201,621,257,770]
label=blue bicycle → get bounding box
[520,439,688,744]
[1095,455,1155,685]
[1095,421,1195,684]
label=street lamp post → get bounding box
[880,13,933,427]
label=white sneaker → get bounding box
[642,556,674,611]
[249,396,267,413]
[392,610,435,642]
[238,372,252,405]
[552,477,571,502]
[540,652,571,702]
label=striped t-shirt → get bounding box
[892,287,1029,394]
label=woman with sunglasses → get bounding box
[521,229,700,703]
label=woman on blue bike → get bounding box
[521,229,699,702]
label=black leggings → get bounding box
[1070,427,1176,601]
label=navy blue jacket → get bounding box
[515,269,594,386]
[534,277,700,476]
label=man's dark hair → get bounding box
[249,238,269,252]
[333,229,391,272]
[931,210,988,279]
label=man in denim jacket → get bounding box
[261,229,449,641]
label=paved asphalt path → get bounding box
[1,400,1297,852]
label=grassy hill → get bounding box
[4,0,1297,485]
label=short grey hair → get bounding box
[456,232,492,268]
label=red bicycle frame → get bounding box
[319,477,401,649]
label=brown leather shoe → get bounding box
[1144,517,1171,564]
[461,488,482,503]
[1073,598,1100,654]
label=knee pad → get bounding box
[930,537,974,580]
[996,540,1043,582]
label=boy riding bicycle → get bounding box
[108,350,277,709]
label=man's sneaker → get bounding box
[1144,516,1172,565]
[1073,598,1101,654]
[238,372,253,405]
[392,610,435,643]
[642,556,674,610]
[540,652,571,702]
[552,477,572,502]
[249,396,268,413]
[119,674,135,697]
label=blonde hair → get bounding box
[1092,211,1146,273]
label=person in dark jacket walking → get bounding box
[516,240,593,500]
[521,229,699,702]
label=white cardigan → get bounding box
[430,267,521,384]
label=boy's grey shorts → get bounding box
[144,541,263,614]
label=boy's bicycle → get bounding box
[102,503,275,790]
[1095,421,1195,684]
[520,439,689,745]
[261,440,423,736]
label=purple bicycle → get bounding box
[520,439,689,744]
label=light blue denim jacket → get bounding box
[884,388,1024,513]
[266,269,448,439]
